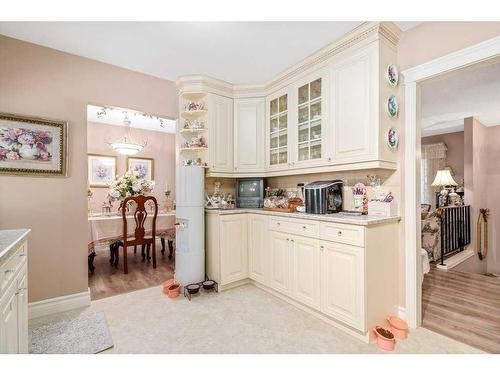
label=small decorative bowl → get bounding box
[185,283,200,294]
[202,280,216,290]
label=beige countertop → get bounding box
[205,208,400,226]
[0,229,30,266]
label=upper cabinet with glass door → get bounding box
[267,91,289,169]
[295,73,326,166]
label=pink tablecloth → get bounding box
[87,212,176,254]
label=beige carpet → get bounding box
[29,284,484,354]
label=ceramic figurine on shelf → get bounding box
[185,101,205,111]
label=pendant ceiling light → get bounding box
[109,112,145,155]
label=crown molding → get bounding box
[176,22,402,99]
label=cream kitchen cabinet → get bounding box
[247,214,269,284]
[266,87,291,171]
[291,236,321,310]
[206,213,248,287]
[0,230,29,354]
[234,98,265,173]
[208,93,234,173]
[219,215,248,284]
[291,69,329,169]
[320,240,365,331]
[268,231,291,295]
[328,41,397,167]
[206,210,399,342]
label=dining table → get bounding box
[87,211,176,272]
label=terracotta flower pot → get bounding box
[373,326,395,351]
[167,283,181,298]
[387,316,409,340]
[162,279,177,295]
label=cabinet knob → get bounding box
[286,238,290,241]
[302,225,307,229]
[5,269,14,274]
[277,222,280,225]
[338,231,343,236]
[327,157,332,162]
[320,245,324,250]
[19,253,26,257]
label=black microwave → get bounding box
[236,178,265,208]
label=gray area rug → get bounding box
[29,311,114,354]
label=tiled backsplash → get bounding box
[205,168,401,212]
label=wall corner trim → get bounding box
[28,289,91,320]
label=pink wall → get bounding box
[458,119,500,275]
[484,125,500,274]
[87,121,175,211]
[455,118,488,274]
[0,35,178,302]
[421,131,465,184]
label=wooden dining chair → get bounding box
[114,195,158,274]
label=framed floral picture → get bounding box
[88,154,117,187]
[0,113,68,176]
[127,157,154,180]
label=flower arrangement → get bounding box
[0,127,53,161]
[107,170,155,201]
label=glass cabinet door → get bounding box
[297,78,322,162]
[269,93,288,166]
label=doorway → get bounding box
[86,104,177,300]
[402,35,500,326]
[403,36,500,352]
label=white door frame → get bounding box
[402,35,500,328]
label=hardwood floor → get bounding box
[88,245,175,301]
[422,265,500,353]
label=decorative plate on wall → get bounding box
[386,64,399,87]
[387,95,399,118]
[387,127,399,150]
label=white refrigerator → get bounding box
[175,166,205,286]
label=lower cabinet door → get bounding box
[269,231,291,295]
[220,215,249,285]
[0,285,19,354]
[320,240,365,331]
[248,214,269,285]
[291,236,321,310]
[17,271,28,354]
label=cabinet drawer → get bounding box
[320,222,365,247]
[269,217,319,238]
[0,243,27,293]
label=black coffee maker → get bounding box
[304,180,343,214]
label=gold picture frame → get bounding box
[88,153,117,188]
[0,112,68,176]
[127,156,154,181]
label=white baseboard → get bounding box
[436,249,475,270]
[28,288,91,319]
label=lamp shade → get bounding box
[431,169,457,187]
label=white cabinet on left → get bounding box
[0,231,29,354]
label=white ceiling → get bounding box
[0,22,418,84]
[87,105,176,133]
[421,60,500,137]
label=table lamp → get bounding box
[432,169,457,207]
